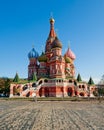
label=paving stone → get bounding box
[0,100,104,130]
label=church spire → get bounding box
[49,17,56,38]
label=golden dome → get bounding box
[64,56,72,63]
[38,52,47,62]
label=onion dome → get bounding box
[65,47,76,60]
[64,56,72,63]
[28,48,39,59]
[38,52,47,62]
[51,37,62,49]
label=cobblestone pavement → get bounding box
[0,100,104,130]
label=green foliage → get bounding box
[0,78,11,95]
[13,73,19,82]
[98,88,104,96]
[77,73,82,82]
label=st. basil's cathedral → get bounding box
[10,17,96,97]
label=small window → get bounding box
[59,80,61,82]
[79,85,81,88]
[82,85,85,88]
[69,80,72,83]
[44,79,48,83]
[32,83,36,87]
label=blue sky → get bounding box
[0,0,104,83]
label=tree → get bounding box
[0,78,5,93]
[98,88,104,97]
[4,78,11,95]
[0,78,11,96]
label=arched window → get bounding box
[69,80,72,83]
[82,85,85,90]
[79,92,84,97]
[44,79,48,83]
[23,85,28,91]
[79,85,81,88]
[59,80,61,82]
[74,81,77,86]
[39,80,42,85]
[32,83,37,87]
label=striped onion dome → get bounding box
[28,48,39,59]
[51,37,62,49]
[38,52,47,62]
[65,47,76,60]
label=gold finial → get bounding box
[50,12,55,23]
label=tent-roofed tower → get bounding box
[45,17,56,54]
[28,47,39,80]
[45,17,57,77]
[64,46,76,78]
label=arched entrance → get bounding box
[26,92,30,97]
[39,87,42,97]
[13,86,20,96]
[67,87,72,96]
[44,87,49,97]
[32,83,37,87]
[79,92,84,97]
[39,80,43,85]
[44,79,48,83]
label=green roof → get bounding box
[13,73,19,82]
[88,77,94,85]
[77,73,82,82]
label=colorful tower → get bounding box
[64,47,76,77]
[28,47,39,80]
[38,52,47,78]
[45,18,56,76]
[10,17,96,98]
[49,37,65,78]
[45,18,56,53]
